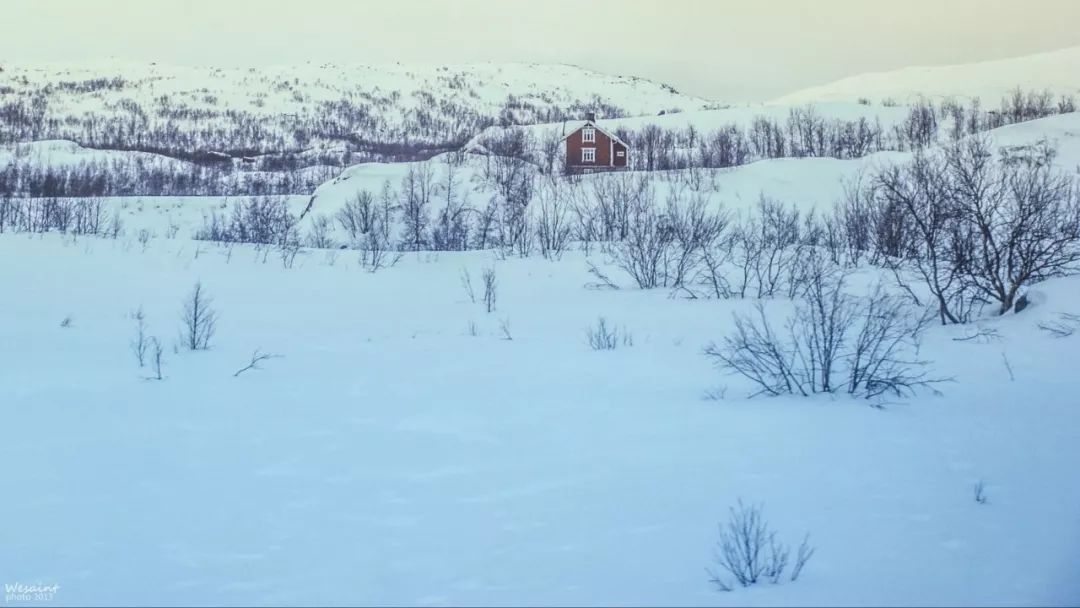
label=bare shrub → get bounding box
[359,228,401,272]
[306,214,335,249]
[953,139,1080,314]
[460,267,477,303]
[149,337,164,380]
[137,228,152,251]
[180,282,217,351]
[399,163,436,251]
[336,190,378,243]
[846,286,938,399]
[535,177,573,260]
[610,185,671,288]
[707,501,814,592]
[233,349,279,377]
[194,196,296,245]
[706,280,941,400]
[869,138,1080,323]
[705,302,807,397]
[279,236,301,269]
[131,307,148,368]
[585,260,621,291]
[586,317,633,350]
[482,267,497,313]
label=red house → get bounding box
[563,113,630,174]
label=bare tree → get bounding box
[873,151,979,323]
[336,189,377,243]
[949,138,1080,314]
[180,281,218,351]
[306,214,335,249]
[535,176,573,260]
[400,164,436,251]
[610,185,673,289]
[707,501,814,592]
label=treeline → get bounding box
[180,134,1079,328]
[0,155,340,198]
[476,89,1078,174]
[6,135,1077,326]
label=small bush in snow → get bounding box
[705,274,942,401]
[59,316,73,328]
[460,267,477,303]
[131,307,148,368]
[482,267,498,313]
[306,214,335,249]
[180,282,218,351]
[149,337,165,380]
[707,500,815,592]
[586,317,633,350]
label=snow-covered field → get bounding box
[4,46,1080,606]
[1,233,1079,606]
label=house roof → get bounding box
[561,120,630,148]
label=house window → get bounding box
[616,151,625,157]
[582,147,596,163]
[582,127,596,143]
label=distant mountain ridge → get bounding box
[774,45,1080,104]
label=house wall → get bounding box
[612,141,628,168]
[565,125,617,173]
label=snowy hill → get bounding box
[0,61,708,156]
[775,45,1080,105]
[0,61,711,196]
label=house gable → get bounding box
[563,119,630,174]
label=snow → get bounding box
[774,45,1080,105]
[1,235,1079,606]
[0,140,186,170]
[4,50,1080,606]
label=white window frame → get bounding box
[582,127,596,143]
[616,150,625,157]
[581,147,596,163]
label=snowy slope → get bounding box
[775,45,1080,105]
[1,60,707,119]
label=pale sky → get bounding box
[3,0,1079,101]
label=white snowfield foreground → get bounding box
[1,234,1079,606]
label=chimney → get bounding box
[585,111,596,123]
